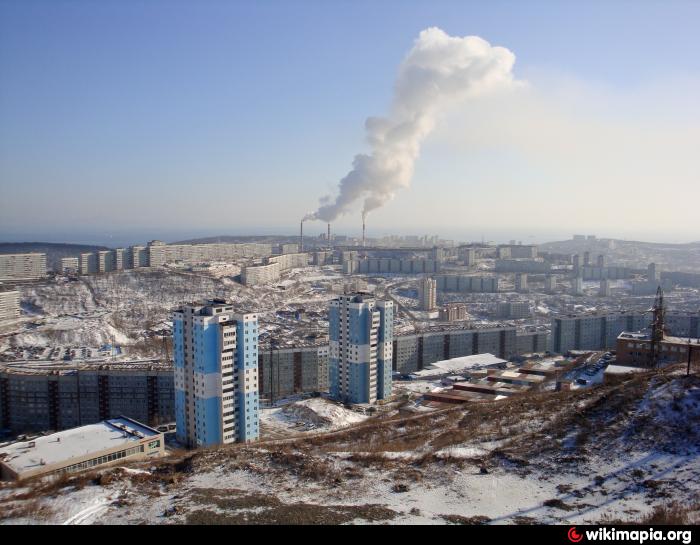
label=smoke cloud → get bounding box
[305,27,520,223]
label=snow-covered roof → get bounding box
[0,418,159,475]
[411,353,507,377]
[604,365,648,375]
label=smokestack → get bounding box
[327,223,331,248]
[362,215,366,248]
[305,28,519,224]
[300,220,304,253]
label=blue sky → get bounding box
[1,0,699,245]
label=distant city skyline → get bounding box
[2,1,699,243]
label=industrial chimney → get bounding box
[327,223,331,249]
[362,215,366,249]
[300,220,304,253]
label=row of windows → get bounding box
[60,444,145,474]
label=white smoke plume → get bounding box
[305,27,520,223]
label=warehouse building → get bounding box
[409,353,507,379]
[0,417,164,481]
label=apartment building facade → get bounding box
[343,258,440,275]
[0,290,21,323]
[329,293,393,404]
[552,312,652,354]
[0,253,46,282]
[173,301,259,448]
[435,274,500,293]
[258,345,329,400]
[392,327,549,375]
[419,277,437,311]
[0,366,174,433]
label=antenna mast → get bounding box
[648,286,666,368]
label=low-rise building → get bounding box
[615,331,700,367]
[409,353,507,380]
[0,417,164,481]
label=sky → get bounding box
[1,0,699,246]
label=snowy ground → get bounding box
[1,267,349,357]
[1,366,697,525]
[393,380,445,395]
[260,397,369,438]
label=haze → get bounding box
[1,1,699,245]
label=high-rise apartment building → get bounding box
[80,252,98,275]
[515,273,528,292]
[329,293,393,404]
[496,301,531,319]
[60,257,80,274]
[172,300,259,448]
[439,302,468,322]
[419,277,437,311]
[545,275,557,294]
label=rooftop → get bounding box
[411,353,507,378]
[618,331,700,344]
[0,417,160,474]
[604,364,649,375]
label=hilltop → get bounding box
[1,365,699,525]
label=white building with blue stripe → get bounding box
[329,293,393,404]
[172,300,259,448]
